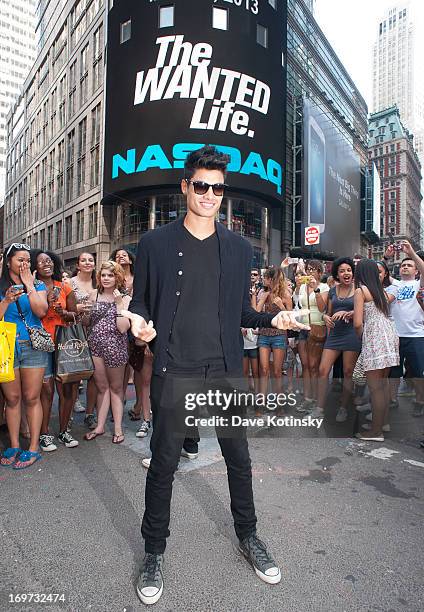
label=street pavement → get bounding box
[1,387,423,612]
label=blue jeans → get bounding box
[14,340,48,370]
[258,334,287,350]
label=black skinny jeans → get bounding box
[142,363,257,554]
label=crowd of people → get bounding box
[0,239,423,469]
[244,241,424,443]
[0,241,424,469]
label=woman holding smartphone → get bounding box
[0,244,48,469]
[71,252,98,428]
[32,250,79,450]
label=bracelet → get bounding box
[26,287,34,297]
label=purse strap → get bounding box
[15,299,31,332]
[305,286,312,327]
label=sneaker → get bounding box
[412,402,424,417]
[238,533,281,585]
[310,407,324,419]
[39,434,57,452]
[84,414,97,430]
[397,381,415,397]
[355,432,384,442]
[141,457,151,469]
[362,423,391,433]
[180,448,198,460]
[353,394,369,406]
[57,430,79,448]
[73,399,85,413]
[335,407,348,422]
[136,553,164,605]
[136,420,151,438]
[295,399,314,414]
[355,402,372,413]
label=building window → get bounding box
[88,203,98,239]
[47,225,53,250]
[65,215,72,246]
[120,19,131,44]
[159,6,174,28]
[213,7,228,31]
[257,24,268,48]
[56,220,62,249]
[76,210,84,242]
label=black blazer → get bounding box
[130,216,274,376]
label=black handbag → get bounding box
[16,300,55,352]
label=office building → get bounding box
[368,106,422,260]
[0,0,37,206]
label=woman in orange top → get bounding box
[31,250,79,452]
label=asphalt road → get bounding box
[1,391,423,612]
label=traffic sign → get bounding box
[305,225,320,246]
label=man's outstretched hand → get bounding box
[271,309,311,331]
[120,311,157,342]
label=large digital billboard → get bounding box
[303,99,361,256]
[103,0,287,205]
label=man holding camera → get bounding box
[385,240,424,416]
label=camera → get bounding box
[393,242,403,252]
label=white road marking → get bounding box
[362,448,401,461]
[403,459,424,468]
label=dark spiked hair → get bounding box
[184,145,230,180]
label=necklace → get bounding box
[337,285,353,300]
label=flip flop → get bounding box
[84,431,104,441]
[0,447,22,467]
[112,433,125,444]
[128,409,141,421]
[13,450,42,470]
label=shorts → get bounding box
[390,336,424,379]
[43,352,55,380]
[14,340,48,370]
[243,348,258,358]
[258,335,287,350]
[298,330,309,342]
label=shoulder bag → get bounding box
[16,300,55,353]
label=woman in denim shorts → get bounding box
[253,267,292,404]
[0,244,48,469]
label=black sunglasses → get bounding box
[185,179,228,197]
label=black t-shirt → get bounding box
[167,227,224,366]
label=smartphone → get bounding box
[308,115,326,233]
[11,284,24,293]
[287,257,299,264]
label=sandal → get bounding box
[13,450,42,470]
[128,409,141,421]
[112,433,125,444]
[0,447,22,467]
[84,431,104,441]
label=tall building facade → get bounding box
[0,0,37,205]
[4,0,369,267]
[372,2,424,161]
[368,106,422,260]
[4,0,106,268]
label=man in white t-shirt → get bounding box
[385,241,424,416]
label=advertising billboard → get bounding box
[303,99,361,256]
[103,0,287,205]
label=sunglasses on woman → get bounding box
[185,179,228,197]
[6,243,31,256]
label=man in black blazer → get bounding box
[124,146,308,605]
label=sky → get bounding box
[314,0,423,110]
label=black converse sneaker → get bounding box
[57,430,79,448]
[238,534,281,584]
[136,553,164,605]
[39,434,57,452]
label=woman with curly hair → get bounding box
[110,248,135,296]
[83,261,131,444]
[253,267,292,402]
